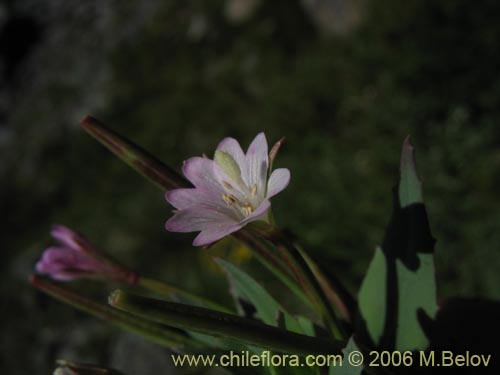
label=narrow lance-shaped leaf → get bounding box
[31,276,199,349]
[109,289,344,355]
[394,137,437,350]
[357,137,437,351]
[233,229,312,308]
[216,258,282,326]
[216,258,315,336]
[81,116,188,190]
[247,222,347,340]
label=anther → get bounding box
[250,184,257,197]
[241,203,254,216]
[222,194,238,206]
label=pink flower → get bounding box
[36,225,137,283]
[165,133,290,246]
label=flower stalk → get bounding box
[137,276,234,314]
[109,289,345,355]
[81,116,187,190]
[31,276,201,349]
[247,223,348,339]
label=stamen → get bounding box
[222,181,233,190]
[250,184,257,197]
[222,194,238,206]
[241,203,254,216]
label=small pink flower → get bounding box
[36,225,137,283]
[165,133,290,246]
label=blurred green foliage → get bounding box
[3,0,500,373]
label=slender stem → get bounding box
[30,276,201,349]
[81,116,187,190]
[250,225,347,340]
[279,238,346,339]
[138,277,234,314]
[293,243,355,323]
[234,230,313,309]
[110,289,345,355]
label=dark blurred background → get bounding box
[2,0,500,373]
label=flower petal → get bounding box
[266,168,291,199]
[244,132,268,198]
[165,207,242,246]
[193,224,242,246]
[165,207,237,233]
[35,247,99,280]
[216,137,246,167]
[166,188,223,210]
[51,225,82,250]
[241,199,271,224]
[182,157,224,192]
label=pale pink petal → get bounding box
[51,225,82,250]
[216,137,246,167]
[165,207,237,233]
[266,168,291,199]
[193,224,243,246]
[182,157,225,194]
[36,247,100,280]
[244,133,268,198]
[166,188,223,210]
[241,199,271,224]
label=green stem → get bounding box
[234,230,313,309]
[138,277,234,314]
[81,116,187,190]
[294,244,355,323]
[31,276,201,349]
[250,225,347,340]
[109,289,344,355]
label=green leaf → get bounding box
[109,289,344,355]
[216,258,282,326]
[282,314,316,336]
[395,254,437,350]
[399,136,423,207]
[356,138,437,351]
[329,337,362,375]
[216,258,316,338]
[233,229,313,310]
[357,246,387,346]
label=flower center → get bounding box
[222,192,255,217]
[214,150,262,218]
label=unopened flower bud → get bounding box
[36,225,138,284]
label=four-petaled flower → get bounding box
[36,225,137,283]
[165,133,290,246]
